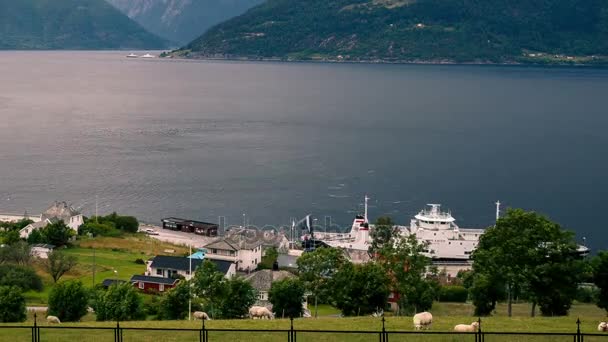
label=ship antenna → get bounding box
[495,200,501,221]
[364,195,369,223]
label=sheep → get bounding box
[249,306,274,320]
[598,322,608,332]
[193,311,211,320]
[412,312,433,330]
[46,316,61,324]
[453,321,480,332]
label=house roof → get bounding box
[130,275,179,285]
[150,255,234,275]
[225,228,285,249]
[245,270,295,292]
[41,201,80,221]
[31,244,55,249]
[102,279,126,287]
[204,239,238,251]
[204,233,263,251]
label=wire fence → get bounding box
[2,316,608,342]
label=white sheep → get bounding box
[598,322,608,332]
[249,306,274,319]
[46,316,61,324]
[193,311,211,320]
[412,312,433,330]
[454,321,479,332]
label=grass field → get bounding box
[2,303,607,342]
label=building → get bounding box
[245,269,295,303]
[161,217,218,236]
[224,227,290,252]
[204,235,263,272]
[145,255,236,281]
[30,244,54,259]
[130,275,179,293]
[19,202,83,239]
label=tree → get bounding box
[192,260,228,318]
[93,283,145,321]
[0,286,26,322]
[0,241,32,265]
[331,262,390,316]
[26,229,45,244]
[48,280,89,322]
[0,265,43,291]
[41,221,73,247]
[79,222,120,237]
[297,247,346,317]
[159,281,191,320]
[44,251,77,283]
[472,208,582,317]
[217,277,257,319]
[592,251,608,313]
[269,278,305,318]
[368,217,397,257]
[2,230,21,245]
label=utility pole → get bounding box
[188,239,192,321]
[93,248,96,285]
[95,195,99,223]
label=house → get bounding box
[204,235,263,272]
[30,244,54,259]
[130,275,179,293]
[161,217,218,236]
[19,202,83,239]
[146,255,236,281]
[225,227,290,252]
[245,269,295,303]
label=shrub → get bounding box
[0,286,26,322]
[158,281,190,320]
[48,280,89,322]
[576,285,599,304]
[0,265,43,292]
[134,258,145,265]
[269,278,305,318]
[438,285,469,303]
[93,283,145,321]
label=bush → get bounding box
[159,281,190,320]
[576,285,599,304]
[438,285,469,303]
[134,258,146,265]
[269,278,305,318]
[79,222,121,237]
[0,265,43,292]
[93,283,145,321]
[48,280,89,322]
[0,286,26,322]
[143,295,161,318]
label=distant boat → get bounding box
[140,53,155,58]
[126,53,138,58]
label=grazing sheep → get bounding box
[598,322,608,332]
[249,306,274,320]
[412,312,433,330]
[454,322,480,332]
[46,316,61,324]
[193,311,210,320]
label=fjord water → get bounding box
[0,52,607,249]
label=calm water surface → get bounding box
[0,52,607,249]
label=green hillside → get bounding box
[182,0,608,63]
[0,0,167,49]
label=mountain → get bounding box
[106,0,264,46]
[0,0,166,50]
[182,0,608,64]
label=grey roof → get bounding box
[41,201,79,221]
[150,255,233,275]
[245,270,295,292]
[102,279,126,287]
[224,228,287,249]
[130,275,179,285]
[204,239,238,251]
[31,244,55,249]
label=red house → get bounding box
[130,274,179,293]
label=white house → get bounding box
[19,202,83,239]
[30,244,55,259]
[204,235,263,272]
[145,255,236,281]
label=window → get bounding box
[159,284,165,292]
[138,282,144,289]
[156,269,163,276]
[255,258,258,264]
[212,249,217,254]
[186,270,190,275]
[229,250,235,256]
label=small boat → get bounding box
[140,53,155,58]
[126,53,138,58]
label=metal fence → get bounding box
[2,317,608,342]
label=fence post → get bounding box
[201,318,207,342]
[31,312,37,342]
[576,318,582,342]
[381,316,387,342]
[289,317,296,342]
[475,317,483,342]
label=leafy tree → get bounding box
[593,251,608,313]
[466,272,504,316]
[26,229,45,244]
[48,280,89,322]
[331,262,390,316]
[0,286,26,322]
[269,278,305,318]
[217,277,257,319]
[0,219,33,231]
[0,265,43,291]
[472,208,582,317]
[192,260,228,318]
[79,222,121,237]
[113,215,139,233]
[0,241,32,265]
[2,230,21,245]
[297,247,346,317]
[41,221,74,247]
[438,285,468,303]
[368,217,396,257]
[159,281,191,320]
[44,251,78,283]
[93,283,145,321]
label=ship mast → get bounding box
[364,195,369,223]
[495,200,501,221]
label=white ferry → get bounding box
[126,53,138,58]
[140,53,155,58]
